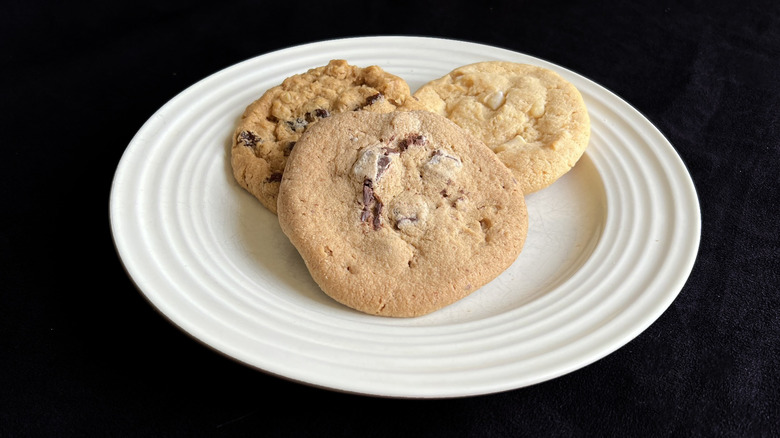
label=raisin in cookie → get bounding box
[412,61,591,194]
[277,110,528,317]
[231,59,415,213]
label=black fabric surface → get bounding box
[2,0,778,436]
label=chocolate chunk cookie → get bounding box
[277,110,528,317]
[412,61,591,194]
[231,59,415,213]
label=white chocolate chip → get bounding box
[484,90,505,111]
[529,99,545,118]
[493,135,532,153]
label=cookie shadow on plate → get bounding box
[222,134,350,313]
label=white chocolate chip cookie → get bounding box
[277,110,528,317]
[412,61,591,194]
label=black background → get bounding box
[2,0,779,436]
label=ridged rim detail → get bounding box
[110,37,700,398]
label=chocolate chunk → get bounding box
[365,93,383,106]
[382,133,427,155]
[267,173,283,183]
[285,118,308,132]
[360,178,375,223]
[362,179,374,206]
[398,133,427,151]
[395,215,418,230]
[372,202,383,230]
[266,115,279,123]
[376,155,391,180]
[359,178,383,229]
[305,108,331,123]
[238,130,260,148]
[283,141,296,156]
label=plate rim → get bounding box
[110,35,701,398]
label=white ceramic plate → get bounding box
[110,36,700,398]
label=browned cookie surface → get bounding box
[231,59,414,213]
